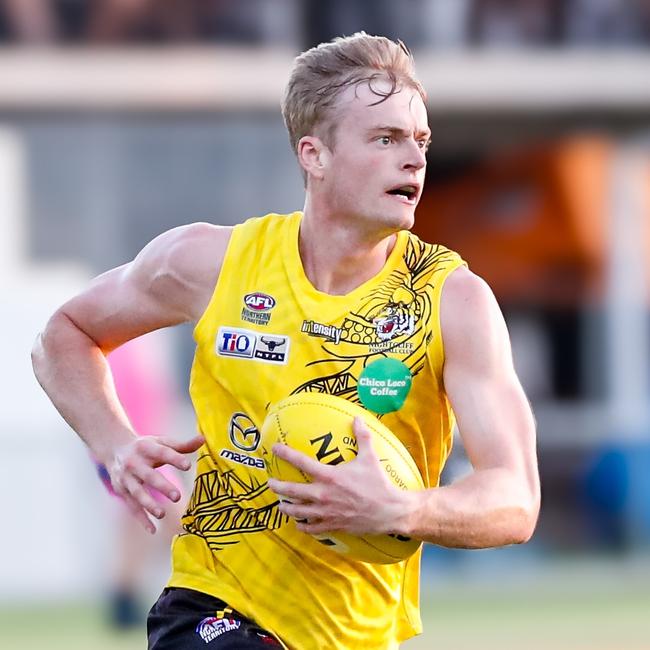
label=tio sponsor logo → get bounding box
[244,292,276,312]
[217,329,255,358]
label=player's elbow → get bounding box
[31,310,75,384]
[509,498,540,545]
[31,313,60,384]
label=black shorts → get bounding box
[147,587,283,649]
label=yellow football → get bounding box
[259,392,424,564]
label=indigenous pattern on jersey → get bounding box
[169,212,466,650]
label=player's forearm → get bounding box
[399,468,539,549]
[31,310,136,463]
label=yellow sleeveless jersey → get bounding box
[169,211,465,649]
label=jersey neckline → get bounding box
[282,211,408,318]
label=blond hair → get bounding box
[282,32,426,158]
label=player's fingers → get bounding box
[122,472,166,520]
[267,477,316,501]
[131,465,182,502]
[122,493,157,534]
[138,438,196,472]
[296,520,333,535]
[271,443,330,479]
[278,501,319,522]
[161,434,205,455]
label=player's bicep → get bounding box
[441,268,537,477]
[57,224,223,351]
[59,263,184,352]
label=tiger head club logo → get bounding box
[241,292,275,325]
[373,302,415,341]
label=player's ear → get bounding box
[297,136,329,181]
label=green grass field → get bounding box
[1,557,648,649]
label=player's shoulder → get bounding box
[132,222,233,320]
[442,265,494,309]
[160,220,232,253]
[142,222,232,274]
[440,266,505,355]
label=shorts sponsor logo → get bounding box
[301,319,343,344]
[220,448,265,470]
[242,292,275,325]
[216,327,290,365]
[229,412,260,451]
[196,616,241,644]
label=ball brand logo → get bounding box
[309,432,358,466]
[244,292,276,312]
[229,412,260,451]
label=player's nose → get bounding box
[401,139,426,171]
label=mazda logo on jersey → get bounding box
[228,412,261,451]
[216,326,290,364]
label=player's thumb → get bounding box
[353,417,376,459]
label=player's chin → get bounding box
[387,209,415,231]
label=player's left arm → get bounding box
[401,266,540,548]
[270,265,539,547]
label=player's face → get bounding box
[322,80,430,232]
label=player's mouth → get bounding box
[386,184,420,205]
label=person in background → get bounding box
[97,333,186,629]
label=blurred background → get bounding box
[1,1,649,648]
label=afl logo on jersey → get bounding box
[244,293,275,312]
[242,292,275,325]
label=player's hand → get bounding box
[268,417,412,537]
[106,434,204,534]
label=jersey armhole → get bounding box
[192,223,244,343]
[425,257,468,379]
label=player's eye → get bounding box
[378,135,392,145]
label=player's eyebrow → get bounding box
[368,125,432,140]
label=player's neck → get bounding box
[299,207,397,296]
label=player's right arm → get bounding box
[31,222,232,533]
